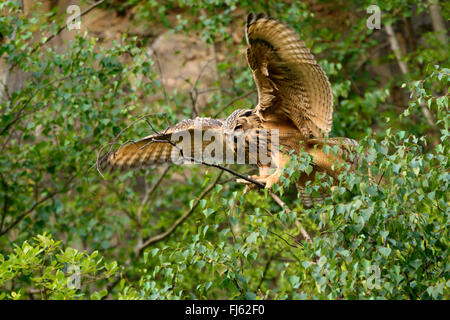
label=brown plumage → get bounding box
[245,13,333,138]
[99,13,358,207]
[102,118,224,168]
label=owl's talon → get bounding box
[236,176,265,194]
[237,173,280,192]
[262,174,280,190]
[243,184,255,194]
[236,172,282,194]
[236,178,253,185]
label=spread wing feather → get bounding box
[245,13,333,137]
[100,118,225,170]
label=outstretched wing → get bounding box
[245,13,333,137]
[99,118,225,170]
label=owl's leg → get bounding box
[236,166,270,194]
[258,152,290,189]
[236,153,291,191]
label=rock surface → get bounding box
[149,32,217,112]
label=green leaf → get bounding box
[378,246,391,258]
[246,232,258,244]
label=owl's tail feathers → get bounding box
[305,137,360,172]
[296,137,360,207]
[296,184,327,208]
[326,137,360,169]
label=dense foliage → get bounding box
[0,0,448,299]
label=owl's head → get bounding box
[224,109,259,134]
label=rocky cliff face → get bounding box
[2,1,446,114]
[1,0,219,110]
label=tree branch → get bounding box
[0,174,9,233]
[263,208,303,247]
[385,23,437,130]
[135,171,223,255]
[428,0,447,47]
[0,175,75,237]
[385,24,409,75]
[256,254,273,291]
[137,164,172,224]
[213,90,257,118]
[267,192,312,243]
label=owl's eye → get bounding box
[234,124,243,132]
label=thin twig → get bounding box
[190,59,213,117]
[213,90,257,118]
[150,50,170,106]
[263,208,303,247]
[377,170,385,186]
[0,175,75,237]
[267,230,298,248]
[268,191,312,243]
[135,171,223,255]
[256,254,273,291]
[137,164,172,224]
[0,174,9,233]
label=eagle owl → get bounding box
[99,13,358,207]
